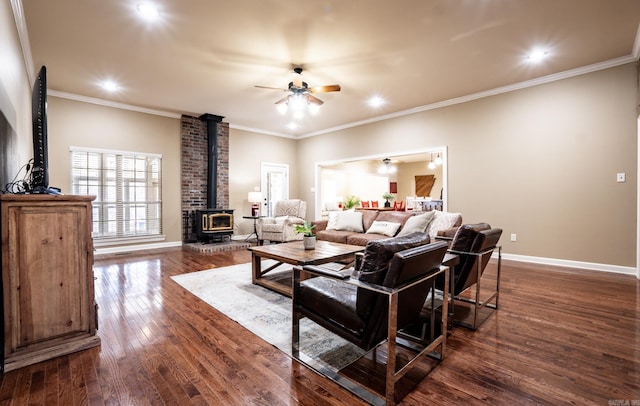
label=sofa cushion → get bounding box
[346,232,389,246]
[396,211,435,237]
[315,229,354,244]
[326,211,339,230]
[360,209,380,231]
[356,232,430,319]
[334,211,364,232]
[427,211,462,240]
[366,220,401,237]
[375,210,415,227]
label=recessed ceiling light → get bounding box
[136,2,160,21]
[100,80,120,92]
[287,122,298,131]
[367,95,386,108]
[526,48,549,63]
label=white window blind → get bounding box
[70,147,163,242]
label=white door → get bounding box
[260,162,289,217]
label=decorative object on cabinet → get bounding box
[1,194,99,372]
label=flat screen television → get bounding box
[30,66,59,194]
[31,65,49,192]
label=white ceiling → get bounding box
[19,0,640,138]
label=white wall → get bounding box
[296,63,638,268]
[0,0,32,169]
[47,97,182,245]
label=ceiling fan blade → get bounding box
[274,95,289,104]
[310,84,341,93]
[254,85,288,91]
[307,94,324,105]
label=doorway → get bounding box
[261,162,289,217]
[314,147,447,219]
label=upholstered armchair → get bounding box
[256,199,307,244]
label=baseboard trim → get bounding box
[95,242,638,276]
[95,241,182,256]
[497,252,637,276]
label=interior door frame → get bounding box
[260,162,289,217]
[313,146,448,219]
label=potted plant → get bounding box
[382,192,395,207]
[342,195,361,210]
[294,221,317,250]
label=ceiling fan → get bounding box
[255,67,341,108]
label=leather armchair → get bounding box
[256,199,306,244]
[437,223,503,329]
[292,233,449,405]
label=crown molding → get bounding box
[228,124,295,139]
[299,53,639,139]
[49,90,182,119]
[11,0,34,82]
[633,23,640,59]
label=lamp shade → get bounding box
[248,191,262,203]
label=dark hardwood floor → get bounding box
[0,246,638,405]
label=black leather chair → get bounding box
[437,223,502,329]
[291,233,449,405]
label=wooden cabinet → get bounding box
[1,195,99,372]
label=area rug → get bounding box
[171,261,365,371]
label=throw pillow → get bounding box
[334,211,364,232]
[427,211,462,241]
[396,211,436,237]
[326,211,339,230]
[366,220,401,237]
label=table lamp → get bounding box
[248,191,262,217]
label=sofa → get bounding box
[313,208,462,246]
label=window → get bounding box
[70,147,163,243]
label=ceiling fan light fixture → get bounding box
[276,103,288,115]
[308,103,320,115]
[289,93,307,111]
[378,158,396,174]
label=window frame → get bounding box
[69,147,165,246]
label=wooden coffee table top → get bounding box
[249,240,364,265]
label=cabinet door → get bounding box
[6,203,90,353]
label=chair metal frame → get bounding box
[292,264,449,406]
[447,245,502,330]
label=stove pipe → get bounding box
[199,113,224,208]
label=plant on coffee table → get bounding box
[294,221,317,250]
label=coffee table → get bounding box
[248,240,365,297]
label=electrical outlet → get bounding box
[510,233,517,242]
[617,173,626,183]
